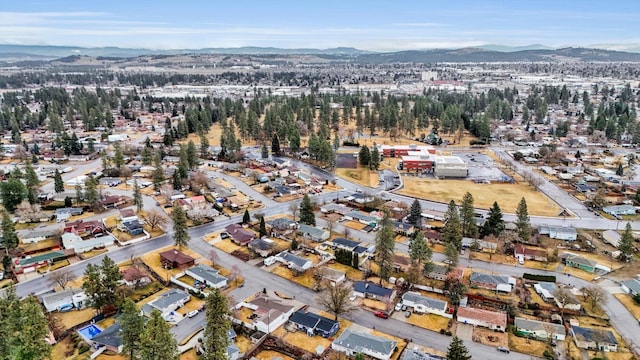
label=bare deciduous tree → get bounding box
[159,183,174,204]
[317,281,355,321]
[288,202,299,222]
[553,287,573,317]
[141,209,168,231]
[231,264,242,285]
[582,286,607,312]
[50,269,74,290]
[209,250,219,266]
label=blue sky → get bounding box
[1,1,640,50]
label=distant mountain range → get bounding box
[2,44,640,63]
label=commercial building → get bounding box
[434,156,468,178]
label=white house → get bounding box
[186,264,228,289]
[514,317,566,340]
[41,288,88,312]
[401,291,452,318]
[332,327,398,360]
[274,251,313,272]
[236,293,297,334]
[141,289,190,321]
[602,230,621,248]
[62,233,115,253]
[456,307,507,332]
[621,279,640,296]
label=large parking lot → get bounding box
[454,152,510,182]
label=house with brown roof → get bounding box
[64,220,106,237]
[236,293,298,333]
[514,244,548,262]
[159,249,195,269]
[225,224,256,245]
[101,195,127,209]
[456,307,507,331]
[120,267,151,287]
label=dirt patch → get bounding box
[399,178,561,216]
[508,333,548,358]
[344,220,366,231]
[471,327,508,347]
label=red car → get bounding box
[374,311,389,319]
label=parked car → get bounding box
[374,311,389,319]
[394,303,403,311]
[187,310,199,318]
[220,232,230,239]
[497,346,510,353]
[404,311,411,318]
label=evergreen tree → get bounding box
[370,146,380,170]
[460,192,478,238]
[443,200,462,250]
[408,230,432,284]
[53,169,64,193]
[172,170,182,190]
[616,163,624,176]
[24,161,40,204]
[618,223,634,262]
[446,336,472,360]
[75,183,84,205]
[242,209,250,224]
[481,201,505,238]
[299,194,316,226]
[515,197,531,242]
[186,140,198,169]
[271,132,281,155]
[82,256,123,312]
[120,298,144,360]
[259,216,267,238]
[83,175,99,208]
[2,210,19,251]
[133,180,143,213]
[200,134,210,159]
[374,212,396,283]
[261,143,269,159]
[289,128,300,153]
[0,289,51,360]
[358,145,371,167]
[201,288,231,360]
[171,206,190,249]
[445,242,459,269]
[407,199,422,227]
[0,178,27,212]
[152,154,165,191]
[139,310,178,360]
[113,142,125,169]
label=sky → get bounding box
[2,0,640,51]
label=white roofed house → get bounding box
[185,264,228,289]
[41,288,88,312]
[401,291,453,318]
[469,272,516,293]
[331,327,398,360]
[514,317,566,341]
[602,230,621,248]
[296,224,330,242]
[235,292,297,334]
[456,307,507,332]
[274,251,313,272]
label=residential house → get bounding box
[225,224,256,246]
[121,219,144,236]
[55,207,83,222]
[346,193,375,204]
[100,195,127,209]
[469,272,516,293]
[18,211,54,224]
[344,210,377,226]
[41,288,88,312]
[393,254,411,272]
[331,327,398,360]
[266,217,298,234]
[225,329,241,360]
[330,237,361,251]
[236,293,297,333]
[226,196,249,209]
[561,253,597,273]
[514,244,548,262]
[514,317,566,340]
[64,220,105,237]
[288,310,340,338]
[462,237,497,253]
[456,307,507,332]
[19,229,58,244]
[393,221,414,235]
[320,203,352,215]
[423,229,443,242]
[62,232,115,253]
[186,264,228,289]
[248,238,276,258]
[539,226,578,241]
[120,267,151,287]
[141,289,190,320]
[621,278,640,296]
[119,208,138,223]
[272,158,291,169]
[159,249,195,269]
[570,326,618,352]
[533,282,557,302]
[91,322,122,353]
[401,291,452,318]
[602,205,636,216]
[425,264,464,282]
[296,224,330,242]
[274,251,313,272]
[602,230,622,247]
[317,266,346,285]
[353,281,395,300]
[13,250,68,274]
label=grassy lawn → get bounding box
[566,336,582,360]
[399,178,561,217]
[20,238,61,253]
[559,265,596,281]
[96,353,126,360]
[50,336,86,360]
[469,251,516,265]
[140,245,201,280]
[472,327,508,347]
[235,335,252,354]
[406,313,450,332]
[508,334,548,358]
[80,248,109,259]
[344,220,367,231]
[56,307,96,329]
[213,239,248,254]
[336,167,378,188]
[522,260,558,271]
[362,298,389,311]
[282,329,333,354]
[270,265,316,288]
[327,262,363,281]
[613,293,640,320]
[38,259,70,273]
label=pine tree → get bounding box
[481,201,505,238]
[24,161,40,204]
[299,194,316,226]
[83,175,99,208]
[443,200,462,250]
[0,178,27,212]
[2,210,19,251]
[113,142,125,169]
[408,230,432,284]
[460,192,478,238]
[120,298,144,360]
[374,212,395,283]
[82,256,123,312]
[139,310,178,360]
[446,336,472,360]
[370,146,380,170]
[242,209,250,224]
[271,132,280,155]
[53,169,64,193]
[358,145,371,167]
[618,223,634,262]
[201,288,231,360]
[261,143,269,159]
[259,216,267,238]
[445,242,459,269]
[186,140,198,169]
[133,180,143,213]
[171,206,190,249]
[200,134,210,159]
[407,199,422,226]
[152,153,165,191]
[515,197,531,242]
[0,290,51,360]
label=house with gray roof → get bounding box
[274,251,313,272]
[296,224,330,242]
[186,264,228,289]
[401,291,452,318]
[141,289,190,320]
[330,237,360,251]
[353,281,395,300]
[345,210,377,225]
[266,217,297,232]
[288,310,340,338]
[248,238,276,257]
[602,230,622,248]
[602,205,637,216]
[570,326,618,352]
[469,272,516,293]
[19,229,58,244]
[91,322,122,353]
[561,253,597,273]
[331,327,398,360]
[539,226,578,241]
[514,317,566,340]
[320,203,352,215]
[621,278,640,296]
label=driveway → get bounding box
[456,323,474,341]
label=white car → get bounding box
[186,310,199,318]
[394,303,403,311]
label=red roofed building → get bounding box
[514,244,548,262]
[159,249,195,269]
[457,307,507,332]
[64,220,106,237]
[225,224,256,246]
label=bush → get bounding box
[342,141,360,147]
[523,273,556,282]
[440,329,446,334]
[78,344,90,354]
[445,330,452,336]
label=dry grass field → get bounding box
[472,327,508,347]
[399,178,562,216]
[405,313,450,332]
[508,334,548,358]
[335,167,379,188]
[270,265,316,288]
[613,293,640,320]
[327,262,364,281]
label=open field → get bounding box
[508,334,548,358]
[405,313,450,332]
[613,293,640,320]
[336,167,378,188]
[399,178,562,216]
[270,265,316,288]
[326,262,364,281]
